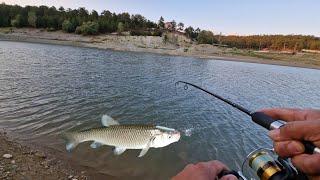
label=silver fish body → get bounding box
[64,115,180,157]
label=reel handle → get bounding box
[251,112,320,154]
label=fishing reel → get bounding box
[222,148,309,180]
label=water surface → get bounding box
[1,41,320,179]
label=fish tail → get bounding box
[62,132,80,152]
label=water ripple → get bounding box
[1,41,320,179]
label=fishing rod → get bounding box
[175,81,319,180]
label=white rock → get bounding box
[2,154,13,159]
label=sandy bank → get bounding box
[1,28,320,70]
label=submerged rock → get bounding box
[2,154,13,159]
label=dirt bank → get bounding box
[1,28,320,70]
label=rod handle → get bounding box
[251,112,275,129]
[251,112,320,155]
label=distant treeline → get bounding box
[1,3,320,51]
[0,3,163,35]
[218,35,320,51]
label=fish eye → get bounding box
[169,135,171,138]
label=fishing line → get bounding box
[175,81,319,155]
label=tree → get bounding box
[46,15,59,29]
[98,17,116,33]
[177,22,184,31]
[101,10,112,19]
[131,14,146,29]
[158,16,164,29]
[197,30,217,44]
[171,20,176,31]
[117,22,124,34]
[28,11,37,27]
[58,6,65,12]
[185,26,200,40]
[185,26,194,38]
[90,10,99,21]
[0,3,10,27]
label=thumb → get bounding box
[268,120,320,144]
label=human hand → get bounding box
[172,160,237,180]
[260,108,320,178]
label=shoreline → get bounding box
[0,130,87,180]
[0,130,118,180]
[1,28,320,70]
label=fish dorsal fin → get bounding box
[101,114,119,127]
[156,126,175,132]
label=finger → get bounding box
[259,108,312,122]
[220,174,238,180]
[197,160,228,177]
[292,154,320,175]
[268,120,320,145]
[273,140,305,157]
[307,175,320,180]
[171,164,195,180]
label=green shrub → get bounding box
[62,20,76,33]
[11,14,23,27]
[75,21,99,35]
[197,30,217,44]
[117,22,124,34]
[28,11,37,28]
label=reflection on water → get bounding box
[1,41,320,179]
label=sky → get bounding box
[2,0,320,36]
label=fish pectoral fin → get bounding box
[138,136,154,157]
[138,147,150,157]
[90,141,103,149]
[114,147,126,155]
[101,114,119,127]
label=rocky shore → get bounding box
[0,131,88,180]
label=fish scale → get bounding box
[72,125,160,149]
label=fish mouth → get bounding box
[172,130,181,141]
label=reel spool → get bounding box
[248,150,284,180]
[240,148,308,180]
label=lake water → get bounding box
[1,41,320,179]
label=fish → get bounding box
[63,114,181,157]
